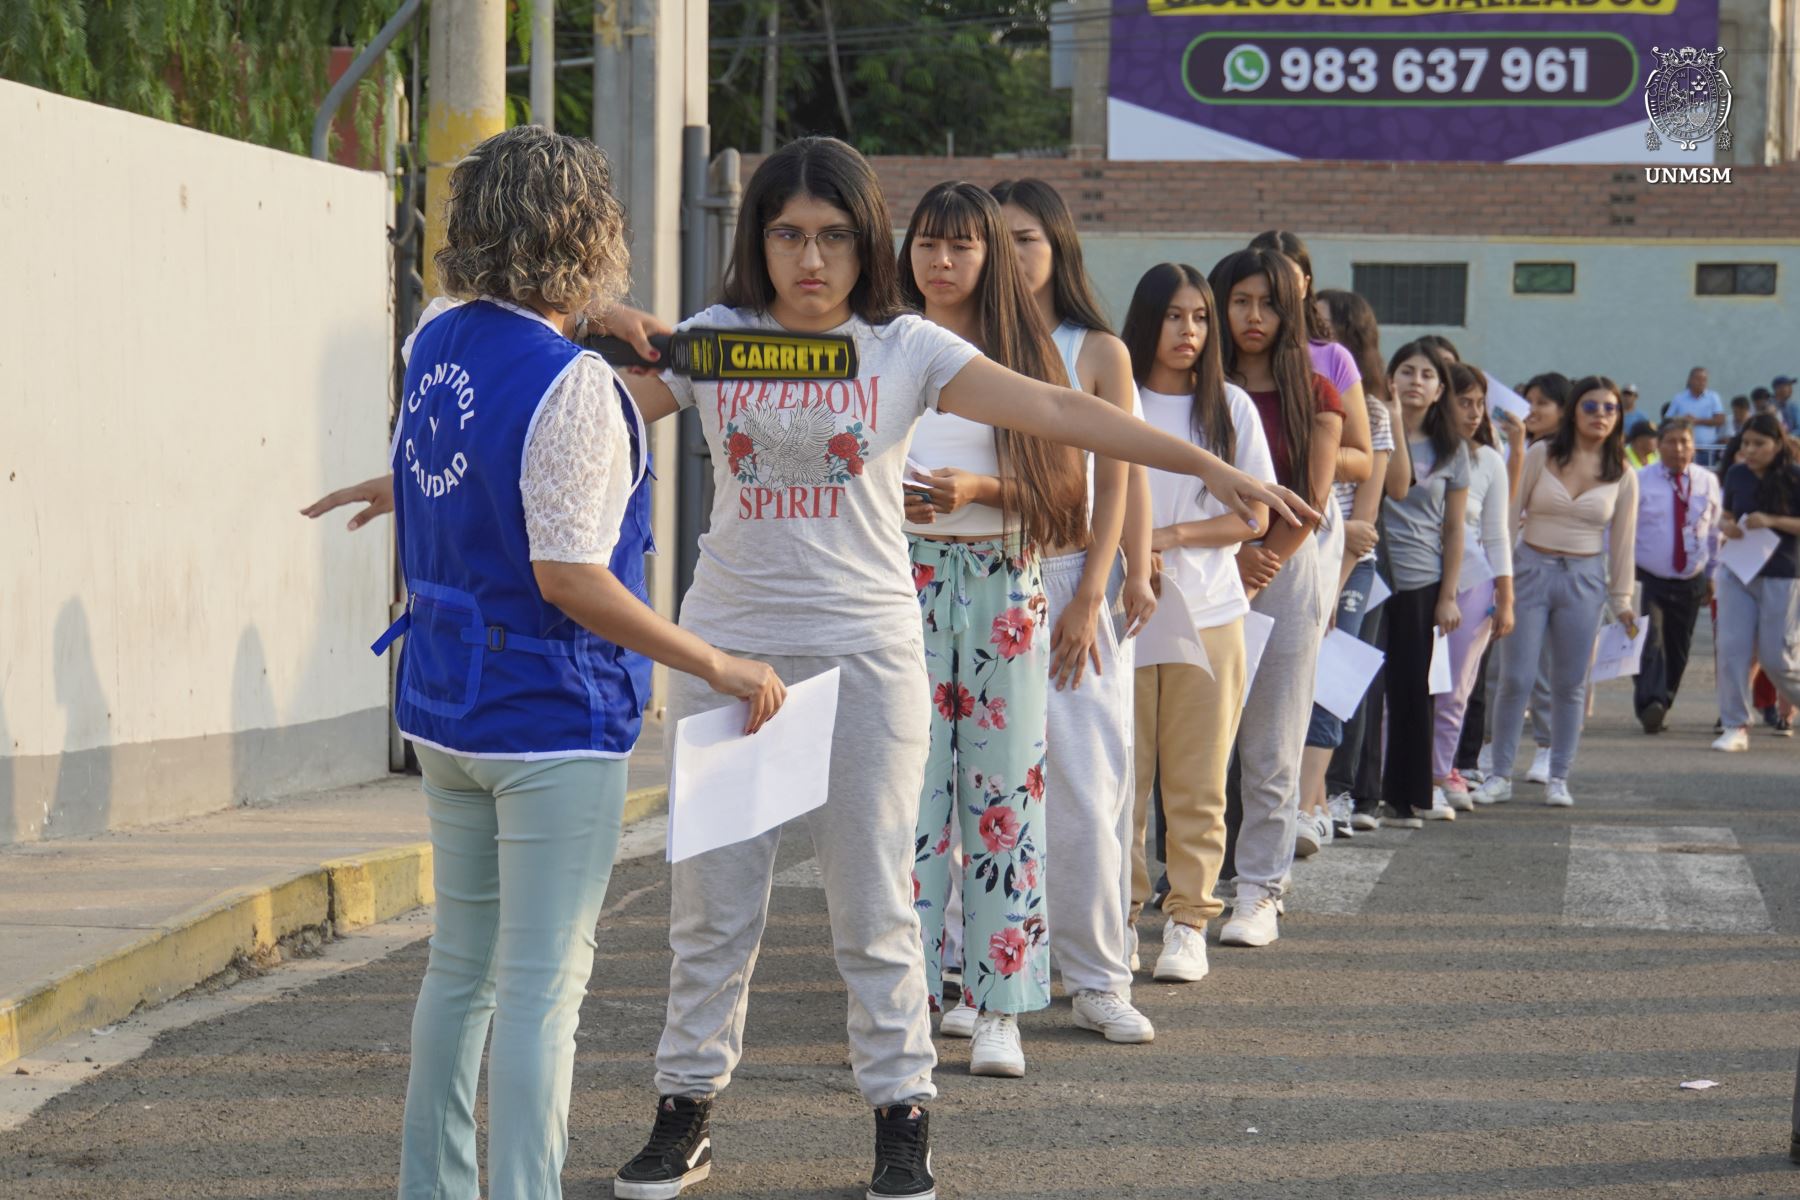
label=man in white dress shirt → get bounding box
[1632,418,1722,733]
[1663,367,1726,461]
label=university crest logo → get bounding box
[1644,46,1732,152]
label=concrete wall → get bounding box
[0,81,394,846]
[1072,234,1800,408]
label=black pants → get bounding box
[1635,568,1708,717]
[1455,643,1492,771]
[1382,581,1441,818]
[1328,593,1388,813]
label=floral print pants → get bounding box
[908,535,1051,1016]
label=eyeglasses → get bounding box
[1580,399,1619,416]
[764,227,858,258]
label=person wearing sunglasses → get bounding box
[1478,378,1639,808]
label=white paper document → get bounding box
[1312,629,1386,724]
[1718,527,1780,586]
[903,456,934,484]
[1428,626,1453,695]
[1590,619,1650,683]
[1365,573,1392,612]
[1485,372,1532,428]
[1134,574,1212,673]
[1239,609,1276,712]
[666,668,841,863]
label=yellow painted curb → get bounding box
[0,786,669,1068]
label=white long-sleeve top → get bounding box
[1462,442,1514,582]
[403,296,633,565]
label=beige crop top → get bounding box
[1513,440,1640,615]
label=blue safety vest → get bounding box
[373,300,654,758]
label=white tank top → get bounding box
[902,407,1006,537]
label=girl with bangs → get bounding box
[989,177,1157,1043]
[308,137,1310,1200]
[1376,340,1468,827]
[1208,247,1344,949]
[1121,262,1275,981]
[1476,377,1638,808]
[897,181,1115,1075]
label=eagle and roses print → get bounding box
[908,538,1053,1015]
[712,377,880,521]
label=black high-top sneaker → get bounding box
[613,1095,713,1199]
[867,1104,935,1200]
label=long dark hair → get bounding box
[1318,288,1386,404]
[720,136,904,323]
[1121,262,1234,465]
[989,178,1113,334]
[1447,362,1497,449]
[1248,230,1330,342]
[1388,340,1460,477]
[1549,375,1628,483]
[1210,247,1320,505]
[898,182,1087,548]
[1733,412,1800,512]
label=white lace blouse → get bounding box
[404,297,633,565]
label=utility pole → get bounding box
[424,0,506,296]
[530,0,555,132]
[760,4,779,153]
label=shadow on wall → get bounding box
[0,688,14,844]
[50,599,112,839]
[230,624,284,805]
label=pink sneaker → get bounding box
[1445,769,1470,797]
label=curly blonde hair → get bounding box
[435,125,629,314]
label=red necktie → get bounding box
[1670,469,1690,575]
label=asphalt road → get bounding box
[3,641,1798,1199]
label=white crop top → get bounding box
[903,407,1006,536]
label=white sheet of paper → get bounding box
[1134,574,1212,673]
[666,668,841,863]
[1718,526,1780,585]
[1365,573,1393,612]
[1239,609,1276,712]
[903,456,934,485]
[1590,619,1650,683]
[1428,626,1453,695]
[1485,372,1532,427]
[1312,629,1386,723]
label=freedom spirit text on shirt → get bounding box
[712,375,884,522]
[402,359,477,500]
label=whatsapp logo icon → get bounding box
[1222,44,1270,93]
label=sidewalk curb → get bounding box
[0,784,668,1069]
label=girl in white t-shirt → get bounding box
[1120,263,1276,982]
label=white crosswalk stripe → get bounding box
[1563,824,1774,933]
[1285,833,1409,915]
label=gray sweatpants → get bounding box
[1715,571,1800,728]
[1490,544,1608,782]
[1234,536,1324,895]
[652,639,937,1109]
[1041,550,1135,999]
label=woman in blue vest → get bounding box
[360,125,783,1200]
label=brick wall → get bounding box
[747,155,1800,240]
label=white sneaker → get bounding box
[1420,788,1457,821]
[1545,777,1574,807]
[1294,813,1321,858]
[1153,920,1211,983]
[1477,743,1494,776]
[1327,792,1356,839]
[1711,726,1750,752]
[1128,950,1141,972]
[968,1013,1025,1077]
[1476,775,1513,805]
[1441,782,1475,813]
[1218,884,1281,947]
[1316,810,1336,847]
[1350,808,1382,832]
[1071,989,1156,1042]
[1526,746,1551,784]
[938,997,977,1039]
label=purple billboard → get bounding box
[1108,0,1722,161]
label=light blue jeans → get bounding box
[399,745,627,1200]
[1715,571,1800,728]
[1489,545,1608,783]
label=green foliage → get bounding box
[0,0,401,160]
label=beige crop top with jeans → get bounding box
[1511,440,1640,616]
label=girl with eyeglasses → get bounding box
[1120,262,1275,980]
[988,177,1158,1043]
[1710,412,1800,752]
[1432,364,1517,810]
[1208,248,1344,948]
[1476,378,1638,808]
[1375,341,1468,827]
[896,181,1133,1077]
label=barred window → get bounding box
[1351,263,1468,326]
[1695,263,1777,296]
[1513,262,1576,295]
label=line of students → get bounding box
[306,129,1669,1200]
